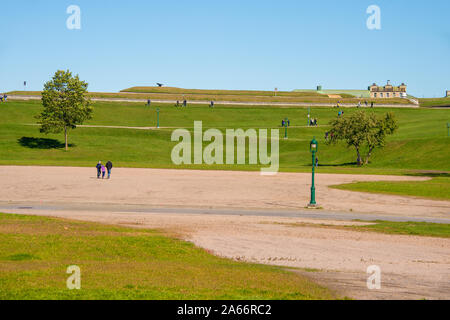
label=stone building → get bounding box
[369,81,407,98]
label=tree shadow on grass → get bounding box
[317,162,358,167]
[18,137,75,149]
[405,171,450,178]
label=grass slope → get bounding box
[0,213,336,300]
[330,176,450,201]
[282,220,450,238]
[0,100,449,176]
[7,90,410,105]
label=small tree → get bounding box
[327,110,398,165]
[37,70,92,150]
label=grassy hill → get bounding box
[419,97,450,108]
[7,89,411,105]
[0,99,448,174]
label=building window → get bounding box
[374,93,377,98]
[387,93,389,98]
[380,93,383,98]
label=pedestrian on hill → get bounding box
[371,102,374,108]
[210,101,214,108]
[96,161,102,179]
[106,161,113,179]
[101,164,106,179]
[183,99,187,107]
[365,100,368,107]
[315,157,319,167]
[147,99,151,106]
[176,100,180,107]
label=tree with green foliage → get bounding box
[327,110,398,165]
[37,70,92,150]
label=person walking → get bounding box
[106,161,113,179]
[315,157,319,167]
[371,102,374,108]
[183,99,187,107]
[210,101,214,108]
[96,161,102,179]
[101,164,106,179]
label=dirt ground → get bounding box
[0,166,449,299]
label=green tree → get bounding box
[37,70,92,150]
[327,110,398,166]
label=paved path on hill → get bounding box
[8,94,419,108]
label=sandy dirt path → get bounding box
[0,166,449,299]
[0,166,448,218]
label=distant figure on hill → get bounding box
[4,94,7,102]
[210,101,214,108]
[281,119,285,127]
[101,164,106,179]
[147,99,151,106]
[96,161,102,179]
[176,100,180,107]
[338,110,342,117]
[365,100,368,107]
[371,102,374,108]
[315,157,319,167]
[183,99,187,107]
[106,161,113,179]
[325,131,329,140]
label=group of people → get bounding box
[336,100,375,108]
[175,100,188,107]
[357,100,375,108]
[0,93,8,102]
[96,161,113,179]
[281,119,290,127]
[338,110,345,117]
[309,118,318,126]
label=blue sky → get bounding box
[0,0,448,97]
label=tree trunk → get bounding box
[64,126,68,151]
[365,147,374,165]
[356,148,362,166]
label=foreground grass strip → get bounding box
[277,220,450,238]
[0,213,337,300]
[330,177,450,201]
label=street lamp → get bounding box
[283,117,289,139]
[156,107,160,128]
[308,137,318,207]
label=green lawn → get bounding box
[419,97,450,108]
[0,100,449,176]
[0,213,337,300]
[280,220,450,238]
[330,176,450,201]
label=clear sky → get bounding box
[0,0,448,97]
